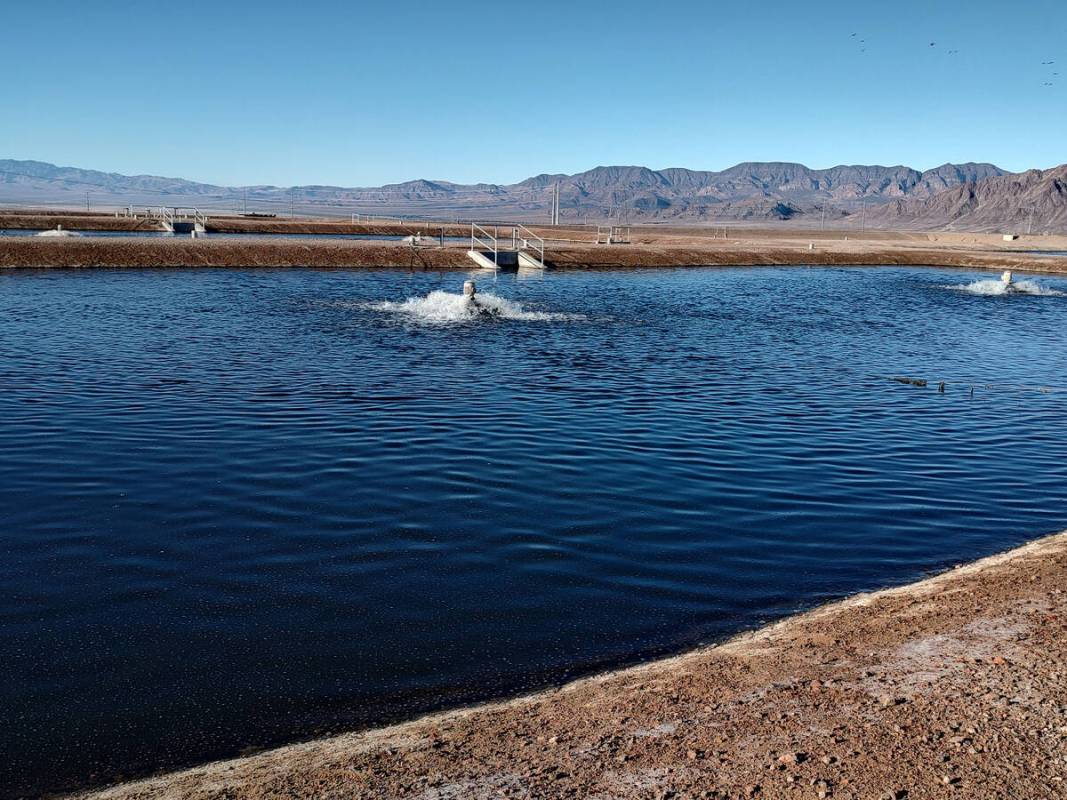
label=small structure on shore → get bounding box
[402,233,441,246]
[596,225,631,245]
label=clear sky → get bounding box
[3,0,1065,186]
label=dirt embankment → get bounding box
[0,238,472,270]
[3,235,1066,275]
[75,530,1067,800]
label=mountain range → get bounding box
[868,165,1067,232]
[1,158,1064,232]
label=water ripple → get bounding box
[1,266,1067,796]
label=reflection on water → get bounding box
[1,266,1067,796]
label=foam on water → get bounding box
[947,278,1064,297]
[367,290,583,324]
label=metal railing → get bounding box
[471,222,499,265]
[351,213,405,224]
[159,207,207,231]
[596,225,631,245]
[514,224,545,268]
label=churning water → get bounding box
[365,288,587,323]
[948,277,1065,296]
[2,266,1067,796]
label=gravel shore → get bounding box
[74,530,1067,800]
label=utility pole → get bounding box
[86,192,90,213]
[861,199,867,232]
[821,205,826,230]
[1027,207,1035,235]
[243,189,248,215]
[290,189,295,219]
[551,182,561,226]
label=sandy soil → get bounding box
[2,234,1067,275]
[73,530,1067,800]
[2,212,1066,273]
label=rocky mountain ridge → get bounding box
[2,158,1062,231]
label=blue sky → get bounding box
[3,0,1065,186]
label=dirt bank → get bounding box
[0,238,472,270]
[75,529,1067,800]
[3,235,1067,275]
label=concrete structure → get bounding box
[467,223,543,271]
[161,208,208,234]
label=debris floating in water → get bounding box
[892,376,928,387]
[886,376,1063,396]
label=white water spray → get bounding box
[35,225,82,238]
[366,288,583,324]
[947,278,1064,297]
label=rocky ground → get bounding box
[74,531,1067,800]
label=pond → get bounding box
[2,265,1066,796]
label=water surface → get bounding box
[2,266,1067,796]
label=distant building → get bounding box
[1003,234,1019,241]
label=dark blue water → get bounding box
[2,266,1067,797]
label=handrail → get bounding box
[471,222,498,265]
[352,213,404,224]
[514,224,545,268]
[596,225,631,245]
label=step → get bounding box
[517,251,546,270]
[467,250,520,271]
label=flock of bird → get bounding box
[1041,60,1059,87]
[848,32,1057,87]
